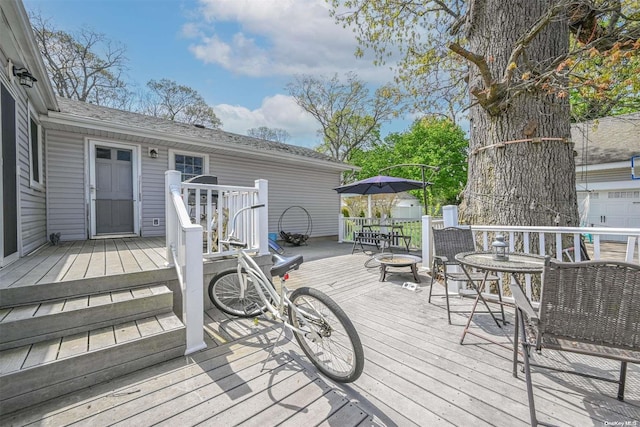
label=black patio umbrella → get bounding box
[334,175,428,195]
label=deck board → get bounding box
[61,240,97,281]
[0,238,169,290]
[86,239,106,278]
[89,326,116,351]
[38,241,84,284]
[58,332,88,359]
[23,338,61,369]
[104,239,124,275]
[1,241,638,426]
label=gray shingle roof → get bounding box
[55,96,345,166]
[572,112,640,166]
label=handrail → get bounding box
[181,179,268,258]
[425,205,640,304]
[165,171,206,356]
[165,171,269,356]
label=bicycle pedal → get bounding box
[244,302,259,314]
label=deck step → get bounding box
[0,312,186,414]
[0,285,174,351]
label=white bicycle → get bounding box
[208,204,364,383]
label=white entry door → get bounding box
[89,141,140,237]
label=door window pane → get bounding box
[117,150,131,161]
[96,147,111,159]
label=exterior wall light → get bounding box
[13,66,37,88]
[148,147,159,159]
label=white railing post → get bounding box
[165,170,181,266]
[184,225,205,354]
[442,205,459,227]
[256,179,269,256]
[422,215,433,271]
[442,205,463,294]
[338,214,345,243]
[626,235,639,263]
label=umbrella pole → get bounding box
[421,166,428,215]
[368,194,372,219]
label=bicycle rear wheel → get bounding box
[288,287,364,383]
[208,270,265,317]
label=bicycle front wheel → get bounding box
[208,270,265,317]
[288,287,364,383]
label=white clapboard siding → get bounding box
[208,153,341,238]
[575,167,634,185]
[45,128,344,241]
[46,130,87,241]
[7,83,48,255]
[140,144,167,237]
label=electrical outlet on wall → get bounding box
[152,218,160,226]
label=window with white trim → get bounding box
[169,149,209,181]
[28,108,43,189]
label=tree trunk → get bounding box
[460,0,579,229]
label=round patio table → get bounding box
[455,251,547,376]
[377,254,422,282]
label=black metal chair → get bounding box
[512,258,640,426]
[429,227,503,325]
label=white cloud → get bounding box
[185,0,395,83]
[214,94,322,147]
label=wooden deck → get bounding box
[1,248,638,426]
[0,237,167,289]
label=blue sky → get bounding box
[23,0,412,148]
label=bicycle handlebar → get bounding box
[224,204,265,246]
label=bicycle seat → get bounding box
[270,253,304,277]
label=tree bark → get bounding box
[460,0,579,228]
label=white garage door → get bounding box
[580,189,640,241]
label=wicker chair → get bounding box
[512,258,640,426]
[429,227,504,325]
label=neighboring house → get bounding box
[573,112,640,241]
[1,0,351,267]
[391,193,423,219]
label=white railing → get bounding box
[338,215,426,249]
[165,171,206,355]
[181,179,268,258]
[423,205,640,303]
[165,171,268,355]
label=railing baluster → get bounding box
[555,233,563,261]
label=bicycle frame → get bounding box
[223,205,323,340]
[233,247,327,341]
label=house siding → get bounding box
[141,144,168,237]
[44,133,343,241]
[1,75,48,256]
[208,153,341,238]
[576,167,633,185]
[46,130,87,240]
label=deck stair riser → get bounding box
[0,267,177,309]
[0,312,186,414]
[0,285,174,351]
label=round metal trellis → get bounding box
[278,206,312,246]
